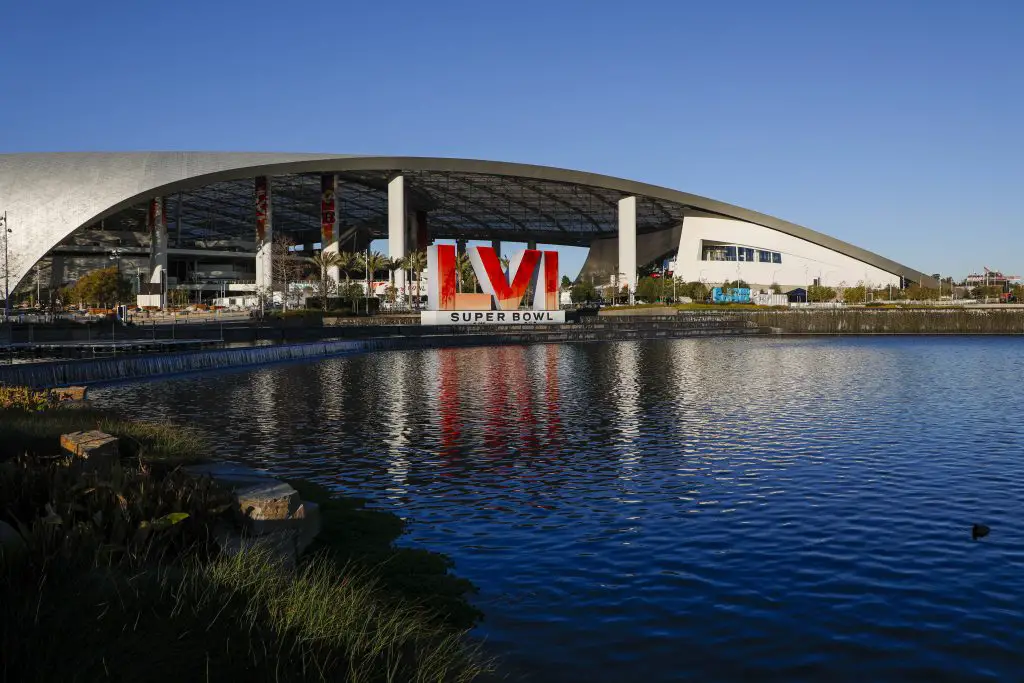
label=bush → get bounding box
[0,387,60,412]
[570,279,598,303]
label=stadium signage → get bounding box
[421,244,566,325]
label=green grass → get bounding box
[2,548,489,682]
[0,407,210,464]
[0,415,490,681]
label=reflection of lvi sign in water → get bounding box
[421,244,566,324]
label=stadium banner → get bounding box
[320,174,336,245]
[255,176,269,242]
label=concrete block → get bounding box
[234,480,302,522]
[54,386,88,402]
[60,431,119,467]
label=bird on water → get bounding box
[972,524,990,540]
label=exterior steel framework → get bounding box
[0,153,937,295]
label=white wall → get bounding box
[675,216,901,289]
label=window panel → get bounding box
[758,250,771,262]
[724,246,737,261]
[772,252,782,264]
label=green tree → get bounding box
[843,284,867,304]
[357,251,387,298]
[560,275,572,290]
[635,276,662,303]
[770,282,782,294]
[971,285,1002,301]
[721,280,749,291]
[71,266,132,308]
[807,284,836,302]
[338,281,364,313]
[168,286,189,308]
[384,256,404,293]
[905,285,939,301]
[336,251,357,286]
[311,251,343,311]
[570,279,598,303]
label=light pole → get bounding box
[2,212,10,320]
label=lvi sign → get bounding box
[421,244,566,325]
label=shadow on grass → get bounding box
[289,479,485,631]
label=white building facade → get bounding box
[672,215,902,289]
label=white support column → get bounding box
[618,196,637,303]
[149,197,168,308]
[388,175,407,296]
[255,176,273,300]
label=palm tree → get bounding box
[403,250,428,310]
[360,251,388,298]
[336,251,356,285]
[311,251,343,311]
[384,256,404,292]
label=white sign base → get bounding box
[421,310,566,325]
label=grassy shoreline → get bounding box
[0,400,490,682]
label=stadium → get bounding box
[0,153,937,309]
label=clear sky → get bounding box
[1,0,1021,279]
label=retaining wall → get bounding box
[0,319,763,388]
[740,309,1024,334]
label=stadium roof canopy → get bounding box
[0,153,936,291]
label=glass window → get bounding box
[740,247,754,262]
[772,252,782,264]
[723,246,737,261]
[758,250,771,263]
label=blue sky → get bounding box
[1,0,1021,279]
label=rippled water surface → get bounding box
[92,337,1024,681]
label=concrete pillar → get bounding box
[618,196,637,300]
[149,197,168,308]
[388,175,407,295]
[255,176,273,298]
[321,174,340,284]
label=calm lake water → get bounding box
[92,337,1024,682]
